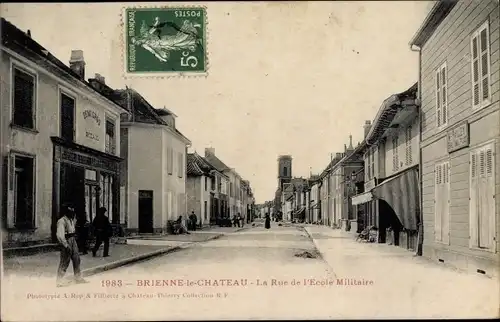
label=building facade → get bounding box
[186,152,225,227]
[116,88,191,234]
[204,148,233,221]
[410,0,499,276]
[1,18,128,247]
[351,83,420,252]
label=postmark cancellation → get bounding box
[123,6,208,78]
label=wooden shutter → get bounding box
[469,151,479,248]
[478,149,489,248]
[442,162,450,245]
[479,26,490,102]
[471,33,480,107]
[441,65,447,126]
[435,164,442,241]
[485,146,496,251]
[436,69,442,127]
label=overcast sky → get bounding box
[2,1,434,203]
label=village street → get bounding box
[2,223,497,321]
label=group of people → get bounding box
[56,203,113,287]
[231,213,244,228]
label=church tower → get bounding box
[277,155,292,190]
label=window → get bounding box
[204,176,208,191]
[470,143,495,250]
[436,62,448,128]
[366,151,371,181]
[105,119,116,154]
[392,137,399,172]
[12,67,36,129]
[471,21,491,109]
[177,152,184,178]
[405,126,413,166]
[434,161,450,243]
[100,173,114,222]
[204,201,208,220]
[167,147,173,175]
[370,147,375,178]
[283,166,288,177]
[11,155,35,228]
[60,93,75,142]
[211,176,216,191]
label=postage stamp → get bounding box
[123,7,207,77]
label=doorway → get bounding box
[138,190,153,233]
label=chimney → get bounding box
[205,147,215,157]
[335,152,342,159]
[363,120,372,138]
[344,144,347,152]
[95,73,105,84]
[26,30,31,38]
[348,134,353,150]
[69,50,85,79]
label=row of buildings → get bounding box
[0,18,255,248]
[275,0,499,278]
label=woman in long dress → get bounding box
[265,214,271,229]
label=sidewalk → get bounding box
[304,225,499,317]
[2,226,249,279]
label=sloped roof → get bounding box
[409,1,458,48]
[204,152,231,172]
[1,18,128,114]
[113,88,191,144]
[187,152,217,176]
[366,82,418,145]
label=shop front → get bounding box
[352,167,420,252]
[51,137,122,242]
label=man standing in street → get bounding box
[189,211,197,231]
[92,207,112,257]
[56,203,88,287]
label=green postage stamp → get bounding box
[124,7,207,77]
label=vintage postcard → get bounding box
[1,1,499,321]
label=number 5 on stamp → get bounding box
[123,7,207,76]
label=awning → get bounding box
[371,168,420,231]
[351,191,373,205]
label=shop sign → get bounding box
[83,109,101,143]
[447,121,469,153]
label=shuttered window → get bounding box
[470,143,495,251]
[167,147,173,175]
[12,67,36,129]
[435,161,450,243]
[471,21,491,109]
[436,63,448,128]
[177,152,184,178]
[60,93,75,142]
[392,137,399,173]
[405,126,413,166]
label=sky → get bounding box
[2,1,434,204]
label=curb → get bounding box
[303,227,337,279]
[81,233,224,277]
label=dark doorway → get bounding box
[60,163,85,218]
[378,199,403,245]
[138,190,153,233]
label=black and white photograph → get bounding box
[0,0,499,320]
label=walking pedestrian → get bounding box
[92,207,112,257]
[265,213,271,229]
[56,203,88,287]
